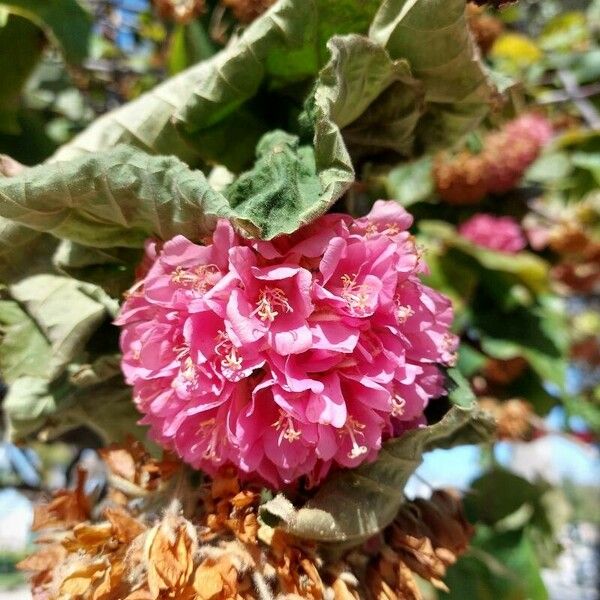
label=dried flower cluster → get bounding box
[221,0,276,23]
[524,196,600,293]
[478,397,534,440]
[434,113,553,204]
[352,490,474,600]
[117,201,457,487]
[19,443,473,600]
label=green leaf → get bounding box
[525,151,573,184]
[473,298,567,389]
[466,469,570,568]
[167,21,216,75]
[226,131,353,239]
[4,355,142,443]
[53,240,142,299]
[369,0,495,148]
[0,299,52,383]
[310,35,423,161]
[0,145,231,248]
[384,157,434,206]
[446,367,477,409]
[444,528,548,600]
[260,405,495,545]
[0,0,92,64]
[0,218,57,283]
[8,274,113,378]
[0,15,44,135]
[51,0,381,169]
[419,221,550,294]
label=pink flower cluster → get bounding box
[459,214,527,254]
[117,202,458,487]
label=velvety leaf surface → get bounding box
[0,299,52,383]
[8,274,113,377]
[260,403,495,544]
[369,0,495,147]
[0,145,231,248]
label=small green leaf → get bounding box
[260,405,494,544]
[447,367,477,409]
[226,131,352,239]
[0,145,231,248]
[385,157,434,206]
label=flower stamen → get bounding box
[272,410,302,443]
[341,274,371,315]
[342,417,368,459]
[171,264,220,294]
[252,287,293,322]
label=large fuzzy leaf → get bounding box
[0,0,92,64]
[8,274,114,378]
[313,35,423,160]
[3,355,141,443]
[0,145,231,248]
[0,299,52,383]
[369,0,494,147]
[51,0,381,170]
[0,218,56,283]
[260,401,494,545]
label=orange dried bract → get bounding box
[144,511,198,599]
[99,437,179,493]
[32,468,90,531]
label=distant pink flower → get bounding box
[459,214,527,254]
[117,201,458,487]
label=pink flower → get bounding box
[459,214,527,254]
[117,201,458,487]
